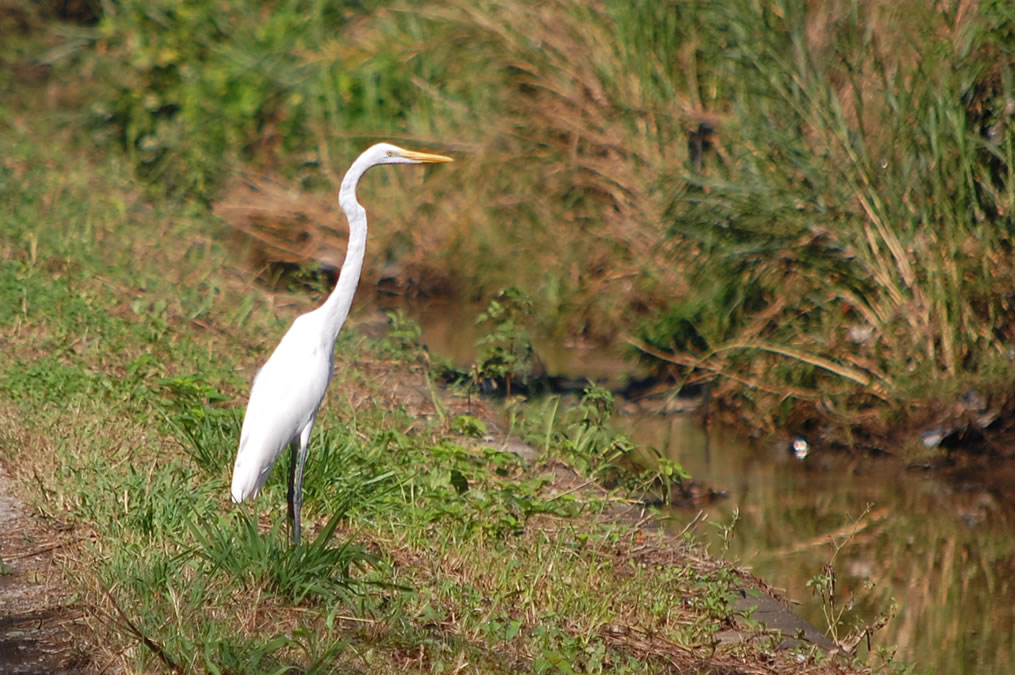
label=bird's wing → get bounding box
[231,315,333,502]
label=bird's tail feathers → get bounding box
[231,452,267,503]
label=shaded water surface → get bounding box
[404,298,639,382]
[397,300,1015,674]
[631,416,1015,674]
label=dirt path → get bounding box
[0,464,92,673]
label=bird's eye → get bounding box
[386,150,393,157]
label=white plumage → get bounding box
[229,143,453,544]
[230,313,331,502]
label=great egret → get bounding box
[230,143,453,544]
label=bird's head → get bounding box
[365,143,454,166]
[339,142,454,204]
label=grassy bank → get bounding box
[0,61,901,673]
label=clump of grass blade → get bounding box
[189,503,379,605]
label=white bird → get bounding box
[230,143,453,544]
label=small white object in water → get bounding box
[921,429,945,448]
[791,437,809,460]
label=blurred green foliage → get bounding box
[89,0,417,192]
[474,286,537,396]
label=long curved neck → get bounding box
[320,154,373,345]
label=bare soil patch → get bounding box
[0,463,92,674]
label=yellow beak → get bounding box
[401,149,454,163]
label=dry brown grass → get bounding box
[214,174,346,277]
[209,0,713,339]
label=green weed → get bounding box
[376,309,425,361]
[473,286,539,397]
[805,504,899,654]
[521,384,690,504]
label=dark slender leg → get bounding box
[284,418,316,547]
[292,437,309,546]
[287,439,299,545]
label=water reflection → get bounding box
[628,414,1015,674]
[403,298,638,382]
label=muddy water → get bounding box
[630,416,1015,674]
[404,298,637,382]
[394,300,1015,674]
